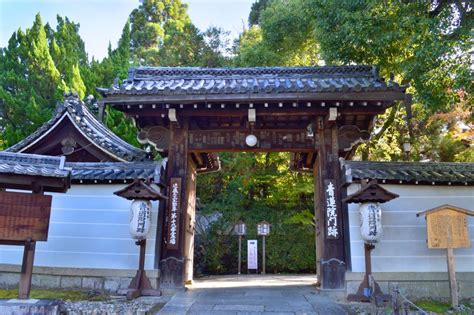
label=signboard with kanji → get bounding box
[426,209,470,249]
[324,179,339,239]
[167,177,182,250]
[0,191,52,241]
[417,204,473,249]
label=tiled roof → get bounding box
[0,152,70,179]
[0,151,162,183]
[67,161,162,182]
[5,93,148,162]
[99,65,405,97]
[342,160,474,185]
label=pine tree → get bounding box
[47,15,88,99]
[70,63,86,98]
[0,13,66,147]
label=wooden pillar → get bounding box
[446,247,459,307]
[18,240,35,299]
[184,161,197,284]
[314,142,323,285]
[159,118,196,289]
[315,116,346,290]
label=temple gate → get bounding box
[98,65,407,290]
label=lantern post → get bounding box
[344,180,399,303]
[114,179,167,299]
[257,221,270,275]
[234,221,247,275]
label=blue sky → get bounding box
[0,0,254,60]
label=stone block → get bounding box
[31,274,61,289]
[0,299,59,315]
[82,277,103,289]
[60,276,82,289]
[0,273,20,289]
[389,281,450,299]
[104,277,131,292]
[458,281,474,300]
[149,275,159,290]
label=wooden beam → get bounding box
[117,107,387,118]
[102,91,406,105]
[188,129,317,152]
[0,175,69,193]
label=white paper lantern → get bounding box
[130,199,152,239]
[359,202,383,243]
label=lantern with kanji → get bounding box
[129,199,152,239]
[344,180,399,302]
[114,179,166,299]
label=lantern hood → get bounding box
[114,178,167,201]
[343,180,399,204]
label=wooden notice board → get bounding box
[0,191,52,241]
[417,204,473,249]
[417,204,473,307]
[426,209,470,249]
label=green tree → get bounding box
[0,13,66,148]
[248,0,272,26]
[242,0,472,161]
[129,0,191,65]
[196,152,316,274]
[234,0,319,67]
[46,15,88,98]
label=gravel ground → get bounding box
[59,295,170,315]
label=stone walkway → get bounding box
[157,274,348,315]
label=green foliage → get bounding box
[195,152,316,275]
[46,15,88,98]
[414,299,473,314]
[0,1,233,149]
[0,14,65,148]
[248,0,272,26]
[238,0,321,66]
[243,0,472,162]
[0,289,109,301]
[129,0,191,65]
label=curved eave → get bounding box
[12,112,130,162]
[6,106,148,162]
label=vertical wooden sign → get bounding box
[167,178,182,250]
[324,179,339,239]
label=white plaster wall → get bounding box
[0,185,159,270]
[347,184,474,272]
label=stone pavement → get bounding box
[157,274,348,315]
